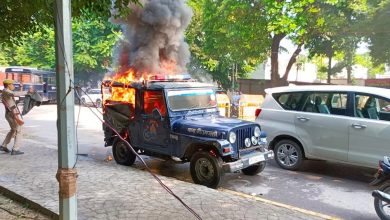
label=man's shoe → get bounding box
[11,150,24,155]
[0,146,10,153]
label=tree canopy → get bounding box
[0,0,139,45]
[304,1,370,83]
[0,11,121,85]
[366,0,390,65]
[186,0,270,89]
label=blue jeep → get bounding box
[102,77,274,188]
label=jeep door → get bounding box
[294,92,349,161]
[141,90,171,154]
[348,93,390,168]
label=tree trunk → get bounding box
[347,66,352,84]
[282,43,303,82]
[327,54,332,84]
[346,50,353,85]
[270,33,286,87]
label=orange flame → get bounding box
[113,68,136,84]
[110,87,136,104]
[103,59,179,105]
[103,68,137,104]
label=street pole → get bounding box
[232,63,235,91]
[54,0,77,219]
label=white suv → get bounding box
[256,85,390,170]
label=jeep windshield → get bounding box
[167,89,217,111]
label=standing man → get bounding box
[231,91,241,117]
[1,79,24,155]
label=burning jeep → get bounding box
[102,74,274,188]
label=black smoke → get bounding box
[111,0,193,77]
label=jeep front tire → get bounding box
[113,139,136,166]
[190,151,223,189]
[242,161,266,175]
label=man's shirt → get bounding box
[1,88,17,112]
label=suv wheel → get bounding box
[274,139,303,170]
[112,139,136,166]
[190,151,223,188]
[242,161,266,175]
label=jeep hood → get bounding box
[172,115,253,139]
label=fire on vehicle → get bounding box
[101,69,274,188]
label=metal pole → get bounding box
[54,0,77,219]
[232,63,235,90]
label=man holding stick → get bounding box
[1,79,24,155]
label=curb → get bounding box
[220,188,341,220]
[0,185,59,220]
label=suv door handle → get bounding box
[352,123,367,129]
[297,116,310,122]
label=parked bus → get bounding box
[1,67,56,103]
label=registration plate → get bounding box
[249,154,265,165]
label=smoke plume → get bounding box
[111,0,193,77]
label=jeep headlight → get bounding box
[245,138,251,148]
[228,131,236,144]
[254,126,261,137]
[251,136,258,145]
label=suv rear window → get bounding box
[273,92,303,111]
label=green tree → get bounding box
[311,55,327,81]
[1,27,55,69]
[305,1,369,84]
[355,53,385,79]
[72,12,121,84]
[1,13,121,84]
[261,0,320,86]
[187,0,269,90]
[365,0,390,66]
[0,0,140,45]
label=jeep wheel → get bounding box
[242,161,266,175]
[190,151,223,189]
[113,139,136,166]
[274,139,303,170]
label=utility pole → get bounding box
[54,0,78,219]
[231,63,235,91]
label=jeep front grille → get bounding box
[235,127,254,150]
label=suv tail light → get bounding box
[255,108,262,118]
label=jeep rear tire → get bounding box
[242,161,266,175]
[274,139,303,170]
[190,151,223,189]
[113,139,136,166]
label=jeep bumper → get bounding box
[222,150,274,173]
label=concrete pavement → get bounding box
[0,134,336,220]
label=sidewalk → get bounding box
[0,136,334,220]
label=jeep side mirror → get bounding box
[152,108,163,121]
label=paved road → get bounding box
[0,135,326,220]
[0,104,378,220]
